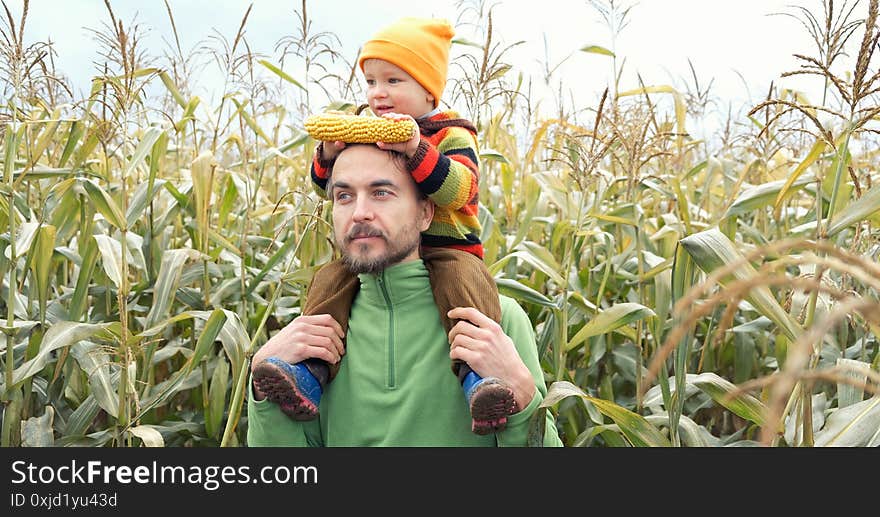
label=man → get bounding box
[247,144,562,446]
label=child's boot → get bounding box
[252,358,327,420]
[462,369,518,435]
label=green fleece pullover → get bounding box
[247,260,563,446]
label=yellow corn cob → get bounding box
[304,112,416,143]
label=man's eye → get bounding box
[336,192,352,201]
[374,190,390,197]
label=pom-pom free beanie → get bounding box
[358,17,454,107]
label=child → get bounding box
[252,17,517,435]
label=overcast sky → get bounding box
[16,0,845,119]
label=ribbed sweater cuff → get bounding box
[314,142,336,174]
[405,139,431,172]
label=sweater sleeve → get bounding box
[246,376,324,447]
[494,296,564,447]
[405,126,480,211]
[309,142,335,199]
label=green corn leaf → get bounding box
[724,175,814,219]
[191,151,214,252]
[230,98,273,147]
[565,303,655,352]
[174,96,201,133]
[580,44,615,57]
[510,240,565,286]
[63,396,101,438]
[9,321,119,389]
[495,277,556,308]
[137,311,205,341]
[591,212,638,226]
[122,126,164,183]
[452,38,484,49]
[213,310,249,376]
[258,59,306,90]
[69,239,99,321]
[541,381,671,446]
[208,228,241,256]
[58,120,84,167]
[206,353,230,439]
[72,130,99,170]
[93,234,123,288]
[29,111,61,167]
[126,179,167,230]
[814,396,880,446]
[1,388,22,446]
[670,241,699,428]
[12,221,39,261]
[836,358,870,408]
[644,413,721,447]
[80,178,125,230]
[191,309,228,368]
[480,148,509,164]
[12,165,75,181]
[28,224,57,316]
[217,175,238,229]
[691,372,766,425]
[0,319,39,339]
[773,139,826,213]
[148,131,167,193]
[145,249,206,329]
[69,341,119,418]
[3,122,16,182]
[245,233,298,296]
[129,425,165,447]
[21,406,55,447]
[158,70,187,108]
[679,228,803,341]
[826,182,880,237]
[133,309,227,419]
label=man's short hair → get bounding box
[327,144,426,200]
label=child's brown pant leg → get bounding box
[300,259,359,383]
[420,247,502,383]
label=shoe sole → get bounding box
[469,381,517,435]
[252,361,319,421]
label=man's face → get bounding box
[329,145,434,274]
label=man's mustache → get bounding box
[345,224,386,243]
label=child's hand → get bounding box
[376,112,420,158]
[321,140,346,161]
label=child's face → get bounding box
[363,59,435,118]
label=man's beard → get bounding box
[338,222,421,274]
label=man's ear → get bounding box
[419,199,435,232]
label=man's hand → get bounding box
[375,112,420,158]
[447,307,536,411]
[252,314,345,372]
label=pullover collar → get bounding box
[357,259,431,307]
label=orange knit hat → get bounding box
[358,17,455,108]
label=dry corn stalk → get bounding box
[304,112,416,143]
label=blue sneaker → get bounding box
[252,358,322,421]
[462,371,517,435]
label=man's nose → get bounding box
[352,198,374,221]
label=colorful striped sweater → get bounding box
[310,110,483,259]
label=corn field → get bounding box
[2,0,880,448]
